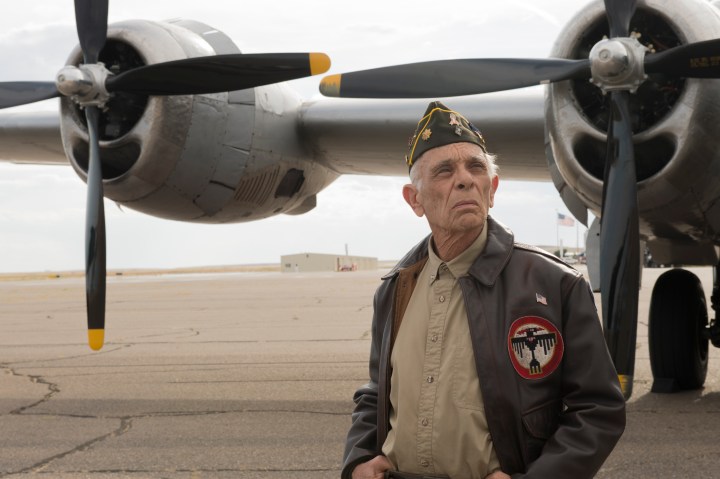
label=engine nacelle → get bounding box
[546,0,720,255]
[59,19,336,223]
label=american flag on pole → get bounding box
[557,213,575,227]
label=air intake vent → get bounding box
[573,134,675,182]
[72,140,141,179]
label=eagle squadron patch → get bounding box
[508,316,564,379]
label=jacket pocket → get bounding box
[521,399,561,460]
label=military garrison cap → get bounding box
[405,101,487,170]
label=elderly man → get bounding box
[342,101,625,479]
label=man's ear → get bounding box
[403,183,425,217]
[488,174,499,209]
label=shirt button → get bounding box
[439,295,446,303]
[426,376,434,383]
[420,460,429,467]
[430,334,438,342]
[421,418,429,426]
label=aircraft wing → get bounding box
[0,92,549,180]
[0,110,66,165]
[300,92,548,180]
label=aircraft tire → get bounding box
[649,268,709,392]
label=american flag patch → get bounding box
[536,293,547,305]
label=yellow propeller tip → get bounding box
[309,53,331,76]
[618,374,633,400]
[88,329,105,351]
[319,74,342,97]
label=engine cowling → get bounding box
[59,19,336,223]
[546,0,720,256]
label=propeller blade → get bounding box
[319,58,591,98]
[645,38,720,78]
[604,0,637,38]
[84,106,107,351]
[600,91,640,400]
[0,82,59,109]
[74,0,108,64]
[105,53,331,95]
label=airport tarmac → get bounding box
[1,265,719,478]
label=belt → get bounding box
[384,472,450,479]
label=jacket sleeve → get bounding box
[515,275,626,479]
[341,286,386,479]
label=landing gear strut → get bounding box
[649,268,709,393]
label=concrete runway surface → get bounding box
[1,266,718,478]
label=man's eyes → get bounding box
[432,161,486,176]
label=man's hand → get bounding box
[485,471,511,479]
[351,455,393,479]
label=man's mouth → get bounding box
[453,200,478,209]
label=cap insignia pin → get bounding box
[454,126,462,136]
[449,113,460,126]
[469,123,485,144]
[421,129,432,141]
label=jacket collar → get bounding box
[382,216,514,286]
[467,216,514,286]
[381,235,430,280]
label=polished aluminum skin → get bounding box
[59,19,337,223]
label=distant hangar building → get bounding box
[281,253,378,273]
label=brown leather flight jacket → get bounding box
[342,217,626,479]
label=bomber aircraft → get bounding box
[1,0,720,400]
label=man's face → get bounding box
[403,142,499,238]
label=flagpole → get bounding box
[576,221,579,253]
[556,210,559,258]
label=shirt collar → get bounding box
[427,222,489,281]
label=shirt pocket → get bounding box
[451,344,484,410]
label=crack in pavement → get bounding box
[11,360,364,369]
[0,363,133,478]
[113,328,201,343]
[2,366,60,416]
[1,365,346,477]
[1,345,350,478]
[3,342,127,415]
[22,407,349,421]
[0,406,344,477]
[0,327,202,351]
[2,345,130,366]
[4,466,338,475]
[3,417,134,477]
[4,338,364,348]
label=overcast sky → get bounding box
[0,0,592,273]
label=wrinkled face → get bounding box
[403,142,499,238]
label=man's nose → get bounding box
[455,167,474,189]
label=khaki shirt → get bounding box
[383,225,500,477]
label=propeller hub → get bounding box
[589,37,648,93]
[56,63,112,108]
